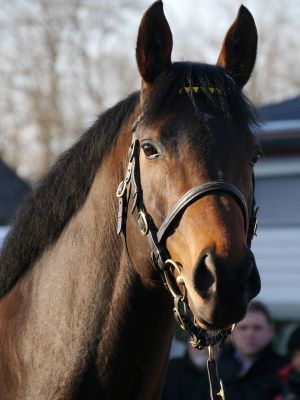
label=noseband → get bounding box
[116,114,258,350]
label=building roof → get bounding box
[256,96,300,155]
[0,159,31,225]
[259,95,300,122]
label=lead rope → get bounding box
[207,346,225,400]
[164,259,229,400]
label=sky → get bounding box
[124,0,300,105]
[155,0,300,63]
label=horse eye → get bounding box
[141,142,160,159]
[251,151,262,167]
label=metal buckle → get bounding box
[253,218,258,236]
[207,346,226,400]
[128,140,137,162]
[217,381,225,400]
[253,206,259,237]
[116,180,127,198]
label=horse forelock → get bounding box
[0,91,140,298]
[143,62,257,130]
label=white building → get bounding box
[252,97,300,320]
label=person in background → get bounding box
[275,325,300,400]
[218,301,286,400]
[162,341,219,400]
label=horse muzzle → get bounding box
[186,247,261,328]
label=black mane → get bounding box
[0,91,139,298]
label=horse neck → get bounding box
[0,114,174,399]
[77,117,175,399]
[90,254,174,399]
[0,149,124,398]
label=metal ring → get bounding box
[116,180,127,198]
[165,259,182,274]
[164,270,183,299]
[164,259,186,300]
[173,296,189,330]
[128,141,136,162]
[138,211,149,235]
[253,219,258,236]
[173,307,186,331]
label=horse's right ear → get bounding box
[136,0,173,86]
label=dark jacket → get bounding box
[219,344,286,400]
[162,352,211,400]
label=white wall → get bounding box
[253,157,300,320]
[255,157,300,225]
[252,227,300,320]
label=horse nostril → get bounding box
[192,248,261,302]
[193,250,217,298]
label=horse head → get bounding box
[0,1,263,397]
[122,0,261,337]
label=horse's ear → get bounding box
[136,0,173,85]
[217,5,257,88]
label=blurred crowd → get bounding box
[163,301,300,400]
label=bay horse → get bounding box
[0,1,261,399]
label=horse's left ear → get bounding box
[136,0,173,85]
[217,5,257,88]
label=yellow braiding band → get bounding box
[178,86,222,94]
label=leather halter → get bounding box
[116,114,258,351]
[157,181,249,243]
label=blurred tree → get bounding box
[166,0,300,105]
[1,0,300,180]
[0,0,145,180]
[244,0,300,105]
